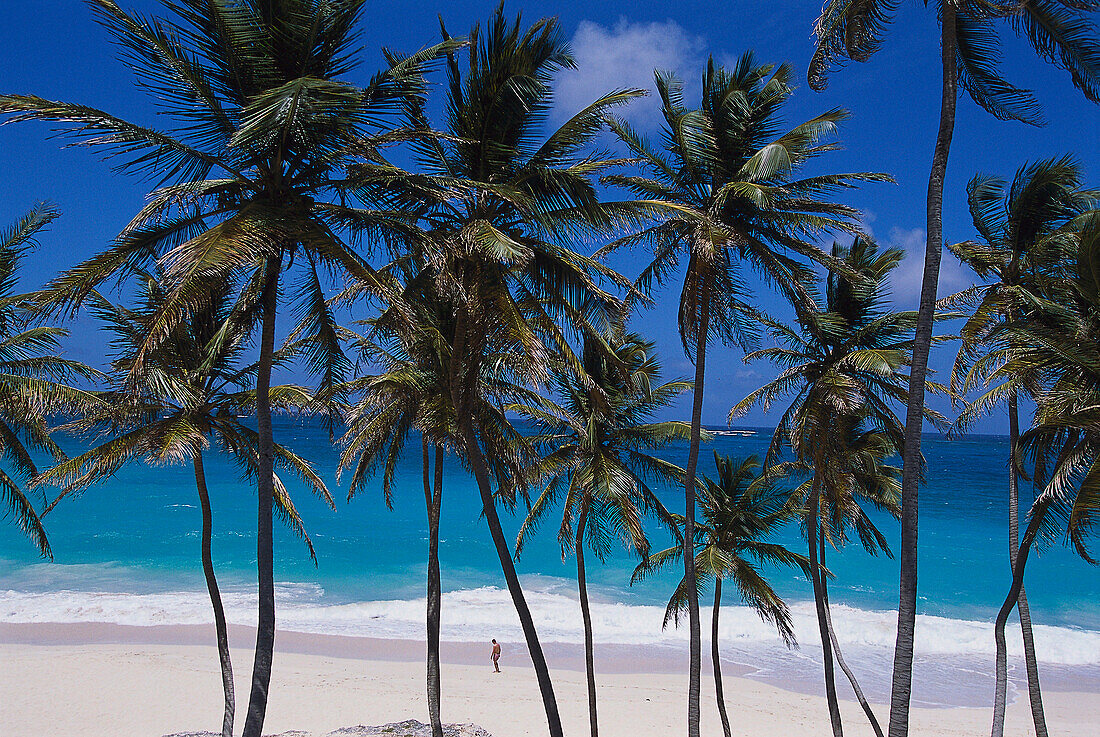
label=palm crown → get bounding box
[1003,215,1100,562]
[364,5,644,407]
[945,156,1097,427]
[732,236,944,466]
[513,333,692,561]
[340,260,538,506]
[2,0,456,382]
[0,204,100,558]
[36,273,334,549]
[633,452,808,642]
[810,0,1100,125]
[601,52,891,348]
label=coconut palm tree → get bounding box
[942,156,1096,732]
[0,203,100,558]
[339,262,461,737]
[512,332,691,737]
[787,413,903,737]
[600,54,889,737]
[808,6,1100,732]
[341,368,447,737]
[342,245,568,736]
[345,8,648,734]
[983,212,1100,737]
[632,452,808,737]
[35,273,333,737]
[0,4,456,733]
[731,236,945,736]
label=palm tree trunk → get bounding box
[575,505,598,737]
[992,503,1048,737]
[461,422,563,737]
[712,578,731,737]
[243,255,281,737]
[1008,392,1048,737]
[194,449,234,737]
[820,528,884,737]
[808,479,844,737]
[423,439,444,737]
[889,9,957,737]
[448,305,561,737]
[683,284,710,737]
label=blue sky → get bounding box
[0,1,1097,434]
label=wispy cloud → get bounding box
[554,19,706,126]
[886,226,977,309]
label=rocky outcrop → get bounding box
[328,721,492,736]
[165,721,491,737]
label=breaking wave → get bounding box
[3,581,1098,667]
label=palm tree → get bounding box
[600,54,889,737]
[789,413,903,737]
[984,212,1100,737]
[339,263,462,737]
[347,8,648,734]
[0,203,99,558]
[731,236,944,736]
[632,452,808,737]
[1,4,455,733]
[808,6,1100,733]
[942,156,1095,734]
[35,273,333,737]
[341,378,449,737]
[512,332,691,737]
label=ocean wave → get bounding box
[1,583,1098,667]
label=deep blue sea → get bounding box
[2,417,1098,706]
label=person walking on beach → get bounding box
[490,639,501,673]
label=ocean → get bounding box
[2,417,1098,707]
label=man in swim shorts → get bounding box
[490,638,501,673]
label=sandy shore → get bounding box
[0,622,1095,737]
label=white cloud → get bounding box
[886,226,976,309]
[861,210,878,231]
[554,19,706,126]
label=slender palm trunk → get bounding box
[683,285,710,737]
[448,305,561,737]
[576,505,598,737]
[461,422,563,737]
[712,578,731,737]
[820,528,884,737]
[808,479,844,737]
[243,256,281,737]
[889,10,957,737]
[195,450,234,737]
[992,504,1048,737]
[423,439,444,737]
[1008,393,1048,737]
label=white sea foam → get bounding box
[2,583,1098,668]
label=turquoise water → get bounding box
[1,417,1098,705]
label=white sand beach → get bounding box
[1,622,1095,737]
